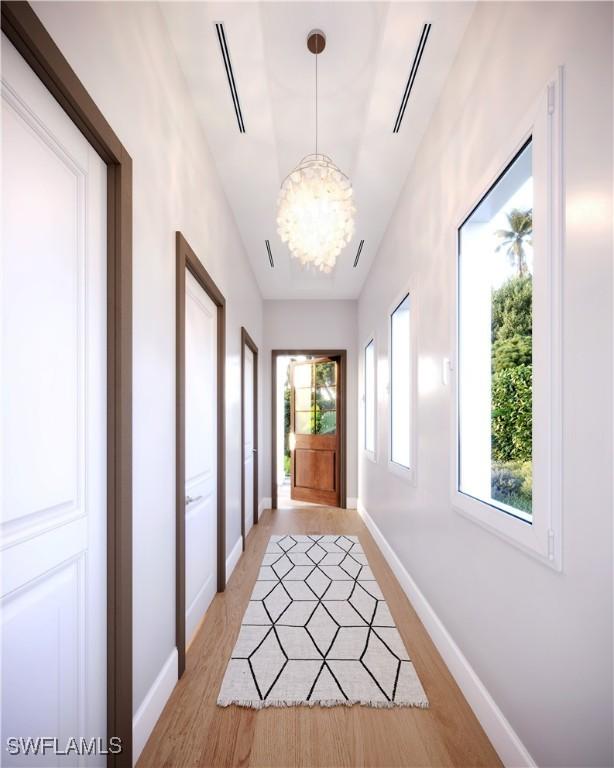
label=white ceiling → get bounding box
[160,1,474,299]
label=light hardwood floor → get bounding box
[137,507,502,768]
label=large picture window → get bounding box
[390,294,412,470]
[364,339,375,454]
[458,140,533,523]
[453,74,562,569]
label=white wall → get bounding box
[33,0,264,723]
[358,3,613,766]
[263,300,358,502]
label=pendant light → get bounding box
[276,30,356,273]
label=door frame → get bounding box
[175,231,226,678]
[1,4,133,764]
[241,328,259,550]
[271,349,347,510]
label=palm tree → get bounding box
[495,208,532,277]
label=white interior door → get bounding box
[243,347,255,539]
[1,35,107,765]
[185,270,217,645]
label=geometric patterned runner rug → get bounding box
[217,534,429,709]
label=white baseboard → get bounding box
[357,500,536,768]
[132,647,178,765]
[259,497,271,518]
[226,536,242,580]
[347,497,358,509]
[186,572,216,643]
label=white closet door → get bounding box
[1,35,107,765]
[243,347,254,538]
[185,270,217,645]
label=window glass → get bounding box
[293,363,312,389]
[295,411,312,435]
[458,139,533,521]
[293,359,337,436]
[318,411,336,435]
[390,295,411,468]
[315,385,336,410]
[315,361,335,386]
[294,387,312,412]
[364,340,375,453]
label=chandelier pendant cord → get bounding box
[315,46,318,156]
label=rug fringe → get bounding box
[216,696,429,710]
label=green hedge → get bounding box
[492,363,532,462]
[491,275,532,343]
[492,334,532,373]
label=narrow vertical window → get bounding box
[458,139,533,522]
[390,294,411,469]
[364,339,375,454]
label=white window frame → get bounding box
[362,333,377,462]
[450,69,563,570]
[388,286,418,485]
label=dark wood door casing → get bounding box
[175,231,226,679]
[241,327,259,550]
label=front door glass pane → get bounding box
[315,385,336,410]
[294,363,312,389]
[295,411,313,435]
[318,411,336,435]
[315,362,336,387]
[295,387,313,411]
[293,360,337,436]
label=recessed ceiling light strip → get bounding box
[215,22,245,133]
[393,23,431,134]
[353,239,364,268]
[265,240,274,268]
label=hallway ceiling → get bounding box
[160,2,474,299]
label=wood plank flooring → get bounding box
[137,507,502,768]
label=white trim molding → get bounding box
[357,500,536,768]
[226,536,242,580]
[259,497,271,519]
[346,497,358,509]
[132,648,178,765]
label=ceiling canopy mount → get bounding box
[307,29,326,55]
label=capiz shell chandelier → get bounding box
[276,30,356,273]
[277,153,355,273]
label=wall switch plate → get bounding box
[442,357,452,385]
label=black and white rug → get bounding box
[217,534,428,709]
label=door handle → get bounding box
[185,495,202,506]
[252,448,258,453]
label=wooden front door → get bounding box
[290,358,340,506]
